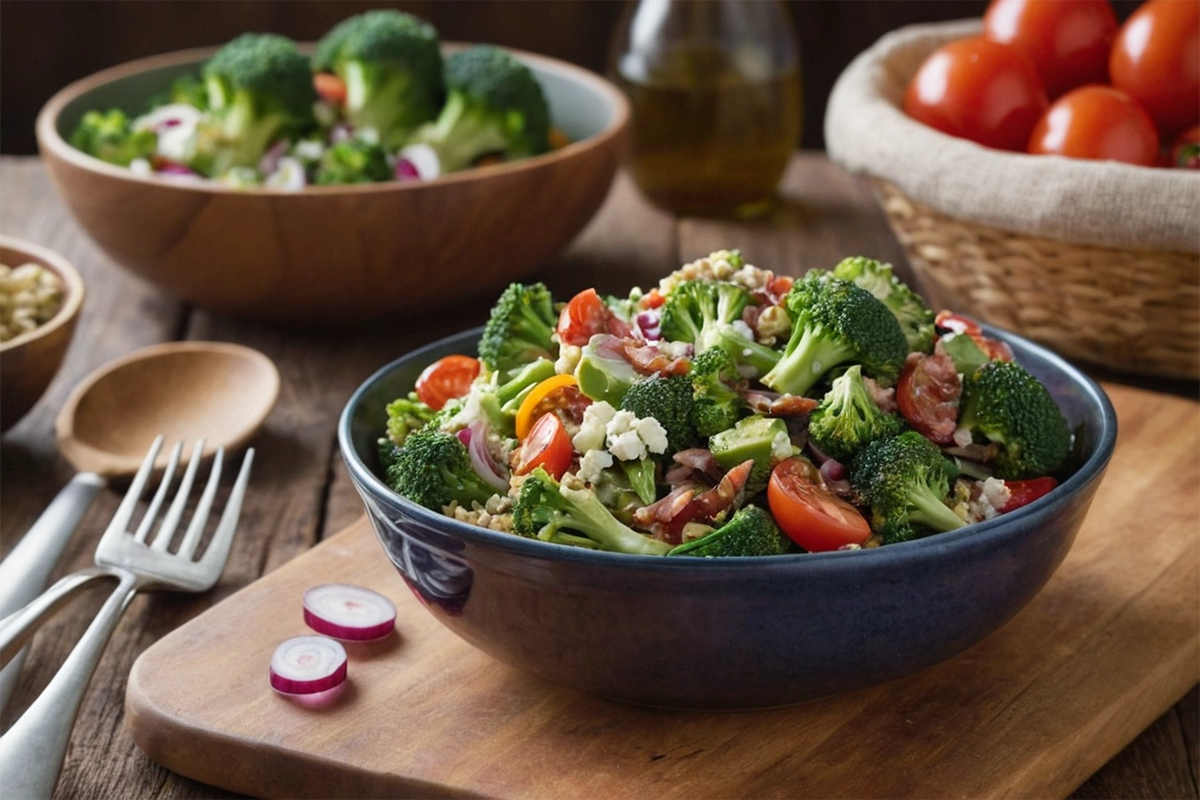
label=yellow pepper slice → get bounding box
[515,374,578,439]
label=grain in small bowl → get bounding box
[0,235,85,432]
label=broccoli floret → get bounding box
[146,73,210,111]
[808,364,905,463]
[957,360,1072,480]
[939,331,992,376]
[385,391,436,447]
[314,137,391,184]
[832,257,935,354]
[659,280,753,354]
[408,45,550,173]
[761,276,908,397]
[313,10,444,146]
[575,335,640,405]
[192,33,315,177]
[850,431,965,544]
[386,425,496,511]
[69,109,157,166]
[713,324,782,378]
[620,374,699,456]
[478,282,558,375]
[690,347,749,437]
[512,468,673,555]
[669,506,794,557]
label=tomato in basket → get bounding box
[903,37,1049,151]
[1110,0,1200,137]
[983,0,1118,98]
[1027,85,1160,166]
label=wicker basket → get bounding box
[826,20,1200,381]
[874,181,1200,380]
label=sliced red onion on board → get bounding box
[396,143,440,181]
[468,420,510,491]
[268,635,347,695]
[303,584,397,641]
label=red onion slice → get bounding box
[397,143,440,180]
[268,636,347,694]
[468,420,510,491]
[303,584,397,641]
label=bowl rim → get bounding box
[338,323,1119,571]
[36,41,631,197]
[0,234,86,353]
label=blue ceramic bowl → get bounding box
[338,326,1117,709]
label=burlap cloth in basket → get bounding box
[824,19,1200,254]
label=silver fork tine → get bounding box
[134,440,182,544]
[175,447,224,560]
[199,449,254,570]
[106,436,163,539]
[151,440,205,552]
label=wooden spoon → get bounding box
[55,341,280,477]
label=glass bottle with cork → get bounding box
[610,0,802,218]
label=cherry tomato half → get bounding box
[515,374,581,439]
[313,73,348,106]
[999,477,1058,513]
[983,0,1118,98]
[557,289,609,346]
[1028,85,1160,166]
[896,353,962,445]
[904,36,1049,151]
[767,458,871,552]
[1110,0,1200,137]
[415,355,480,411]
[514,412,574,480]
[1170,124,1200,168]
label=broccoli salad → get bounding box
[68,10,566,189]
[378,251,1075,558]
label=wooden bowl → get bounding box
[36,45,629,324]
[0,235,85,432]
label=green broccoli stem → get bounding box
[908,484,967,532]
[436,462,495,508]
[416,91,509,172]
[559,485,673,555]
[761,325,854,396]
[715,327,780,376]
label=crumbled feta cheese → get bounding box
[658,339,694,360]
[729,264,774,291]
[576,449,614,484]
[970,477,1012,521]
[731,319,755,341]
[573,401,617,453]
[556,344,582,376]
[771,430,794,463]
[607,429,646,461]
[128,158,152,177]
[292,139,326,163]
[635,416,669,455]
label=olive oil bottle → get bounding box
[611,0,802,218]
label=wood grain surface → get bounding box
[1,153,1196,799]
[125,372,1200,800]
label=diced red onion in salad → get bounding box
[635,310,662,341]
[819,459,853,496]
[303,584,397,641]
[134,103,202,134]
[396,143,440,181]
[259,139,290,176]
[456,428,472,446]
[268,635,347,695]
[264,157,307,191]
[468,419,509,491]
[329,123,354,144]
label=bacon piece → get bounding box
[862,375,898,414]
[618,339,692,377]
[896,352,961,445]
[672,448,725,483]
[633,460,753,544]
[743,390,819,417]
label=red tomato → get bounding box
[896,353,962,445]
[1171,124,1200,168]
[557,288,609,346]
[513,413,574,480]
[313,73,347,106]
[1028,85,1160,166]
[984,0,1118,97]
[1110,0,1200,137]
[999,477,1058,513]
[414,355,480,411]
[767,458,871,552]
[904,37,1049,151]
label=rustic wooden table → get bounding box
[1,153,1196,799]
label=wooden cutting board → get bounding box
[126,382,1199,800]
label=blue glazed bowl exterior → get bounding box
[338,326,1117,709]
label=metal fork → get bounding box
[0,436,254,800]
